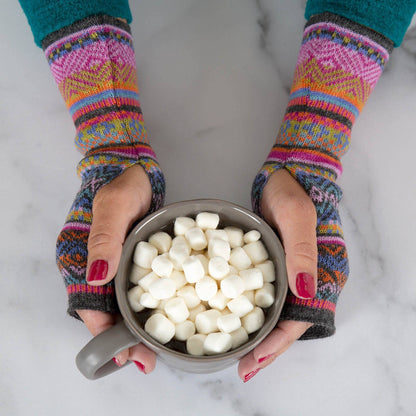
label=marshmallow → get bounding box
[217,313,241,333]
[203,332,232,355]
[208,238,230,261]
[148,277,176,300]
[138,271,159,291]
[195,254,209,274]
[243,241,269,265]
[196,212,220,230]
[129,264,151,285]
[220,275,245,299]
[229,247,252,271]
[170,270,187,290]
[140,292,160,309]
[185,227,208,251]
[240,268,264,290]
[188,303,207,322]
[227,295,254,317]
[186,334,207,356]
[208,290,230,311]
[174,216,196,236]
[256,260,276,283]
[149,231,172,254]
[241,307,265,334]
[171,235,190,248]
[182,256,205,283]
[144,313,175,344]
[243,290,255,305]
[255,282,275,308]
[208,256,230,280]
[169,244,190,271]
[224,226,244,248]
[205,229,228,242]
[195,276,218,301]
[175,320,196,341]
[127,286,145,312]
[228,265,238,276]
[151,255,173,278]
[230,327,249,349]
[195,309,221,334]
[133,241,158,269]
[177,285,201,309]
[243,230,261,244]
[159,297,175,311]
[164,297,189,324]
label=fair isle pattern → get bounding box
[46,16,165,318]
[252,14,391,338]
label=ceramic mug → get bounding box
[76,199,288,379]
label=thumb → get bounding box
[261,169,317,299]
[86,166,152,285]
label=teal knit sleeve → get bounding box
[18,0,132,47]
[305,0,416,46]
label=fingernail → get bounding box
[296,272,316,298]
[258,353,274,363]
[112,357,122,367]
[87,260,108,282]
[243,368,260,383]
[134,361,146,374]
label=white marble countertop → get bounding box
[1,1,416,415]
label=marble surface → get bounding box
[1,1,416,415]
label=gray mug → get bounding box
[76,199,288,379]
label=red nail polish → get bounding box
[87,260,108,282]
[258,353,274,363]
[134,361,146,374]
[112,357,121,367]
[243,368,260,383]
[296,273,316,298]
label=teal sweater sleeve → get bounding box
[305,0,416,46]
[18,0,132,47]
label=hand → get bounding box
[238,169,317,381]
[77,165,157,374]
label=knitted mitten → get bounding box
[252,13,393,338]
[43,16,165,318]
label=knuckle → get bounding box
[88,230,121,251]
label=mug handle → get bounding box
[76,320,140,380]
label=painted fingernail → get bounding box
[258,353,274,363]
[87,260,108,282]
[296,272,316,298]
[112,357,122,367]
[243,368,260,383]
[134,361,146,374]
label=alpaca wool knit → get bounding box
[252,13,394,338]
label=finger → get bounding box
[86,165,151,285]
[127,343,157,374]
[261,169,318,298]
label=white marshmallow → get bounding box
[230,327,249,349]
[241,307,265,334]
[208,256,230,280]
[151,255,173,278]
[256,260,276,283]
[243,230,261,244]
[203,332,233,355]
[186,334,207,356]
[217,313,241,333]
[240,268,264,290]
[127,286,145,312]
[182,256,205,283]
[174,216,196,236]
[133,241,158,269]
[164,297,189,324]
[227,295,254,317]
[208,238,230,261]
[195,309,221,334]
[229,247,252,271]
[196,212,220,230]
[148,231,172,254]
[243,290,255,305]
[171,235,189,247]
[243,241,269,265]
[144,313,175,344]
[205,229,228,242]
[255,282,275,308]
[220,275,245,299]
[188,304,207,322]
[228,265,238,276]
[195,254,209,274]
[168,244,190,271]
[195,276,218,301]
[185,227,208,251]
[158,297,175,311]
[224,226,244,248]
[139,292,160,309]
[177,285,201,309]
[129,264,151,285]
[138,271,159,291]
[208,290,230,311]
[175,320,196,341]
[148,277,176,300]
[170,270,187,290]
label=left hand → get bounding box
[238,169,317,382]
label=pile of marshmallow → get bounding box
[127,212,276,356]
